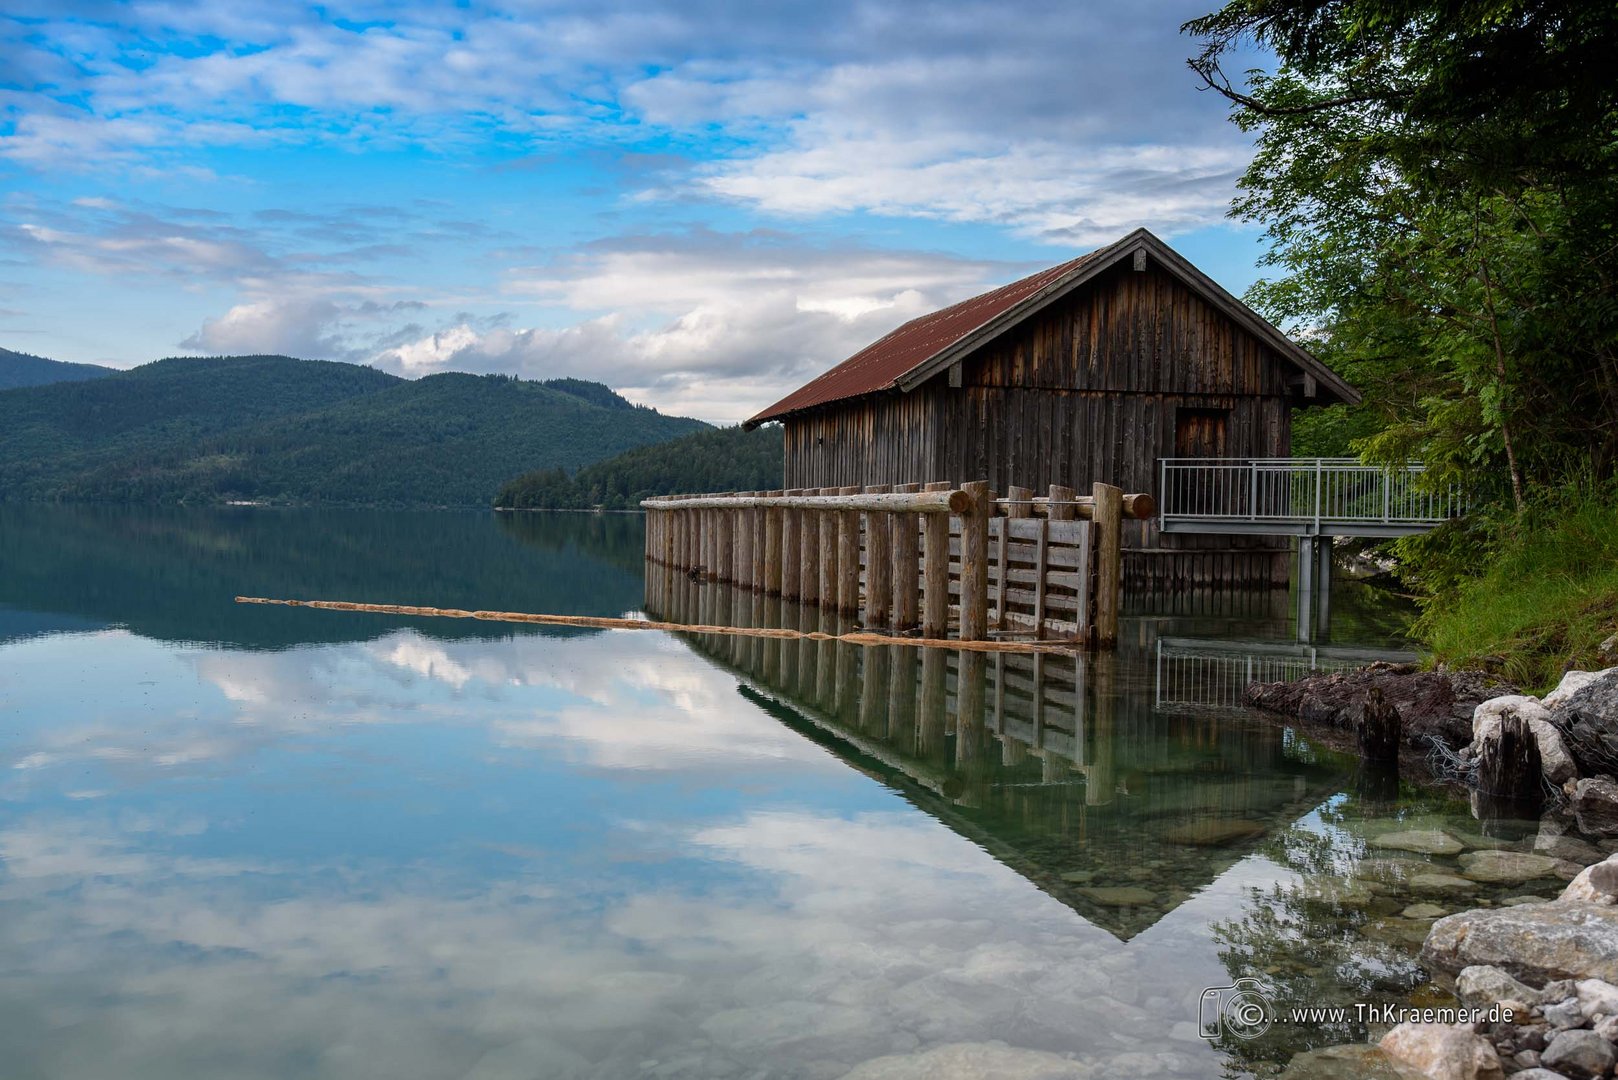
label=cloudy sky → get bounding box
[0,0,1265,422]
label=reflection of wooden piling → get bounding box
[919,647,947,760]
[1087,651,1114,804]
[888,645,918,751]
[956,650,986,770]
[859,645,889,734]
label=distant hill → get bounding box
[0,354,708,506]
[496,424,783,510]
[0,346,113,390]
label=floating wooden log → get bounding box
[992,492,1156,521]
[641,490,972,513]
[235,596,1089,654]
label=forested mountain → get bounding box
[0,346,113,390]
[495,424,783,510]
[0,354,707,506]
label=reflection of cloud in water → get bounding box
[0,805,1220,1079]
[6,629,838,793]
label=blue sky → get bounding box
[0,0,1267,422]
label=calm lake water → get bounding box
[0,506,1563,1079]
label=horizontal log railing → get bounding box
[642,481,1151,647]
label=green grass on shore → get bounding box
[1415,494,1618,694]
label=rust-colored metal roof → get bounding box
[747,248,1108,426]
[745,229,1359,427]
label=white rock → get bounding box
[1544,669,1611,710]
[1561,854,1618,904]
[1471,696,1579,785]
[1379,1022,1503,1080]
[1474,695,1550,738]
[1456,965,1543,1009]
[1576,977,1618,1020]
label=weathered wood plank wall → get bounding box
[779,260,1294,590]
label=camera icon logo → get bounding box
[1197,978,1275,1041]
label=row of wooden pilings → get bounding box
[642,481,1154,647]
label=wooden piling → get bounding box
[818,488,837,607]
[716,495,735,583]
[999,485,1032,630]
[1041,485,1075,640]
[801,490,821,604]
[737,492,753,586]
[922,480,952,638]
[836,485,860,616]
[891,483,921,631]
[750,494,766,591]
[863,484,892,626]
[959,480,991,641]
[763,489,783,595]
[1092,482,1122,647]
[782,489,802,600]
[701,507,715,581]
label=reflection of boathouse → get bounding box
[745,229,1359,592]
[649,568,1347,940]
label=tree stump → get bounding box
[1358,686,1402,764]
[1477,710,1544,812]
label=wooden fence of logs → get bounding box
[642,482,1154,647]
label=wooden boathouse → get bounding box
[743,229,1360,593]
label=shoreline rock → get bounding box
[1245,664,1514,757]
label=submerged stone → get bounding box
[1077,886,1157,907]
[1371,829,1465,856]
[841,1040,1092,1080]
[1408,873,1477,896]
[1402,903,1448,920]
[1280,1043,1427,1080]
[1459,850,1564,884]
[1161,819,1267,847]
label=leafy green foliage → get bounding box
[1186,1,1618,508]
[0,355,707,506]
[1410,485,1618,691]
[0,346,114,390]
[495,424,784,509]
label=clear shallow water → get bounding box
[0,506,1565,1079]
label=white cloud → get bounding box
[367,231,1013,420]
[180,295,346,356]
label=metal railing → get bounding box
[1157,457,1464,534]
